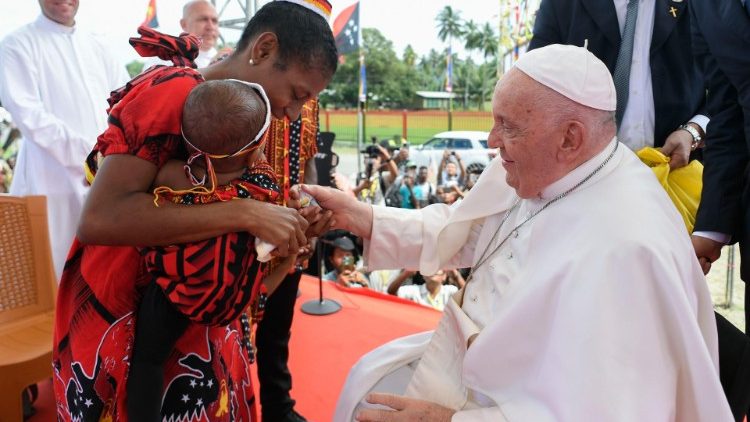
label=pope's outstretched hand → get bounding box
[300,184,374,239]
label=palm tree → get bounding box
[478,22,499,60]
[463,19,482,52]
[436,6,464,48]
[403,45,417,67]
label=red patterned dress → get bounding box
[52,28,262,422]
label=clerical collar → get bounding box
[36,13,77,35]
[537,136,620,201]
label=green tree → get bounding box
[417,49,448,92]
[320,28,423,109]
[477,23,499,60]
[402,45,417,67]
[126,60,144,78]
[436,5,464,48]
[463,20,482,52]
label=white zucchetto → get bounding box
[514,43,617,111]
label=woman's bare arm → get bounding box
[78,154,308,256]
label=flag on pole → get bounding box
[142,0,159,28]
[333,1,360,55]
[445,45,453,93]
[358,52,367,102]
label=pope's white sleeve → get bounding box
[452,407,509,422]
[0,38,93,170]
[364,203,477,272]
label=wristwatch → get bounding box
[679,124,703,150]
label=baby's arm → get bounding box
[153,159,192,190]
[262,254,298,295]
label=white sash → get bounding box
[403,288,480,410]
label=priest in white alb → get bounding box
[304,44,733,421]
[0,0,128,278]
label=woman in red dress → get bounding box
[51,1,336,421]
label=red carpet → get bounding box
[29,275,441,421]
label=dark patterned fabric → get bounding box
[264,99,319,204]
[145,162,280,326]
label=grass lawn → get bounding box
[322,111,494,146]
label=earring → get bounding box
[248,58,255,65]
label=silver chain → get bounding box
[466,141,619,283]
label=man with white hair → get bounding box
[181,0,219,67]
[306,44,733,421]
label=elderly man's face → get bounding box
[488,70,562,198]
[39,0,79,26]
[181,1,219,51]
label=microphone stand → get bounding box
[301,238,341,315]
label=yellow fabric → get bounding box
[636,147,702,233]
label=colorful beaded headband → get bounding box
[276,0,332,21]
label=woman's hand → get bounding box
[246,200,308,257]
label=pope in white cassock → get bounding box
[304,44,734,421]
[0,0,128,278]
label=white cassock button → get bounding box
[471,295,479,303]
[512,230,519,238]
[507,252,513,260]
[489,263,495,270]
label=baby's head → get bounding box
[182,79,270,166]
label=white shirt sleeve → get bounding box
[365,204,479,272]
[692,230,731,244]
[689,114,710,135]
[0,38,93,170]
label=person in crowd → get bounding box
[127,80,302,422]
[181,0,220,67]
[463,163,485,191]
[689,1,750,419]
[0,0,128,278]
[529,0,707,169]
[399,172,418,209]
[434,185,460,206]
[353,143,399,206]
[323,235,369,288]
[437,150,466,189]
[393,136,410,172]
[51,1,337,420]
[387,269,463,311]
[307,44,732,420]
[412,165,436,208]
[259,96,322,422]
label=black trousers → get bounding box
[256,270,303,420]
[127,283,189,422]
[716,310,750,422]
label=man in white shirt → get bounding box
[0,0,128,279]
[141,1,220,69]
[306,44,732,421]
[529,0,707,169]
[181,0,219,68]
